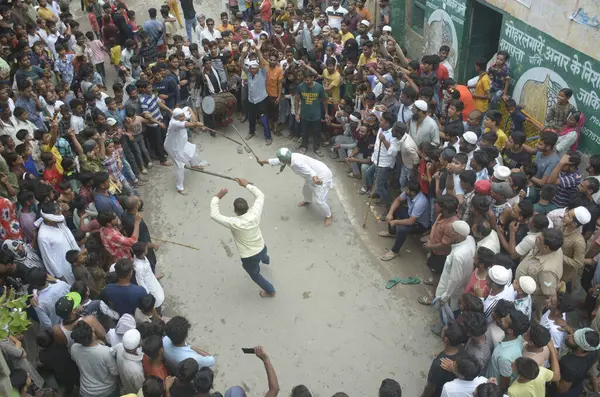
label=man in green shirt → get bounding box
[294,69,329,157]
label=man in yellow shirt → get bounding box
[322,58,341,105]
[37,0,57,21]
[473,57,490,112]
[340,21,354,43]
[357,41,377,66]
[483,110,508,149]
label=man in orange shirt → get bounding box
[216,12,233,32]
[265,51,283,136]
[355,0,372,23]
[443,78,475,122]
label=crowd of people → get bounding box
[0,0,598,396]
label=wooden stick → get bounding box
[184,166,253,184]
[230,124,263,166]
[197,126,246,147]
[152,237,200,251]
[362,140,383,229]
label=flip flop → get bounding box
[417,296,433,305]
[385,276,421,289]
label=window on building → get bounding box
[410,0,426,34]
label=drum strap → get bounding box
[205,67,222,95]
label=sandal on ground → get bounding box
[417,296,433,305]
[385,277,421,289]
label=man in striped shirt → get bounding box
[548,152,581,208]
[137,80,172,166]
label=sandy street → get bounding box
[69,1,445,395]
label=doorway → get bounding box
[462,1,504,82]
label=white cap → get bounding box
[172,108,185,118]
[106,118,117,126]
[519,276,537,295]
[122,329,141,350]
[574,206,592,225]
[452,220,471,237]
[382,25,392,32]
[248,60,260,68]
[322,25,331,32]
[493,166,511,181]
[462,131,478,145]
[414,99,428,112]
[489,265,511,285]
[360,20,370,27]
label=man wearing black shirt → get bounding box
[503,130,532,169]
[550,327,599,397]
[180,0,197,43]
[421,322,466,397]
[121,196,160,274]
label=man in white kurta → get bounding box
[260,147,334,227]
[434,220,476,332]
[35,205,79,285]
[163,108,206,195]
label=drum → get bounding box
[202,92,237,115]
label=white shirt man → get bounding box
[483,266,516,322]
[372,127,400,169]
[111,329,144,394]
[398,132,419,170]
[266,149,334,225]
[436,221,476,311]
[477,229,501,254]
[201,28,222,42]
[441,376,488,397]
[325,4,348,30]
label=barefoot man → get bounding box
[164,108,208,195]
[210,178,276,298]
[258,148,334,227]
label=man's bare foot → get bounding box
[323,216,333,227]
[190,165,204,170]
[177,189,188,196]
[155,272,165,280]
[298,201,310,207]
[161,160,173,166]
[259,290,275,298]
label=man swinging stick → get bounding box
[258,148,334,227]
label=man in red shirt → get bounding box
[98,211,142,260]
[270,22,290,51]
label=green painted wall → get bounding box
[498,14,600,154]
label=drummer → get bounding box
[164,108,208,195]
[202,55,226,137]
[238,41,273,146]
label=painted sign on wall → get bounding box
[422,0,468,71]
[499,15,600,154]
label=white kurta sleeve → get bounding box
[267,158,282,166]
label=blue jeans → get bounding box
[388,207,428,253]
[241,246,275,293]
[185,18,197,43]
[363,164,391,204]
[399,164,412,191]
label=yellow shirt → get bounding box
[341,31,354,44]
[37,7,55,21]
[110,46,122,66]
[42,144,64,174]
[474,73,491,112]
[322,69,341,104]
[507,367,553,397]
[484,127,508,149]
[357,53,377,66]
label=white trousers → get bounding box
[175,157,203,191]
[302,181,332,218]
